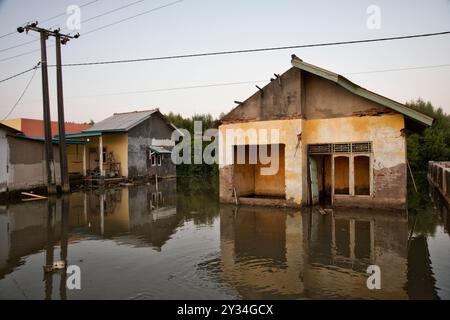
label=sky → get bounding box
[0,0,449,123]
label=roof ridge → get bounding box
[113,108,158,115]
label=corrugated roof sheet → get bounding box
[149,145,172,154]
[84,109,158,132]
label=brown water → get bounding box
[0,178,448,300]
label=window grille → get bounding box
[308,142,372,154]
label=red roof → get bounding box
[19,118,91,137]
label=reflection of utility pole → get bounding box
[44,199,56,300]
[17,22,79,194]
[59,196,70,300]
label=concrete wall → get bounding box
[79,133,128,176]
[128,113,175,178]
[6,136,61,191]
[147,154,176,178]
[219,119,302,205]
[221,67,302,123]
[302,114,406,208]
[67,144,84,174]
[303,73,393,119]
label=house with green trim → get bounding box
[65,109,178,180]
[218,56,433,209]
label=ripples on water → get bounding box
[0,178,448,299]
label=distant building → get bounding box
[218,56,434,209]
[0,118,91,138]
[65,109,178,179]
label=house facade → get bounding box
[65,109,177,179]
[218,56,433,209]
[0,124,62,193]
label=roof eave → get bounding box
[291,59,434,127]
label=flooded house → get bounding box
[64,109,178,180]
[218,56,434,209]
[0,123,64,194]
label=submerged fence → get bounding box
[428,161,450,199]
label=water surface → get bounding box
[0,178,448,299]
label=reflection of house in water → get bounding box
[0,201,62,279]
[219,206,409,299]
[0,179,178,284]
[69,179,179,249]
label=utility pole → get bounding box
[55,31,70,193]
[18,22,79,194]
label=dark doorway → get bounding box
[310,154,332,205]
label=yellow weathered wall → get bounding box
[68,133,129,176]
[0,118,22,131]
[219,114,405,206]
[219,119,302,204]
[302,114,406,205]
[67,144,84,173]
[255,145,285,197]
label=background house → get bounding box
[65,109,178,179]
[218,56,434,209]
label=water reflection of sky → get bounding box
[0,178,449,300]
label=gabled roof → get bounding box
[291,56,434,127]
[84,109,158,133]
[64,109,181,139]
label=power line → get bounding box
[0,0,100,40]
[0,0,185,63]
[69,80,269,98]
[83,0,184,35]
[54,30,450,67]
[0,0,147,53]
[345,63,450,75]
[7,62,450,111]
[83,0,147,24]
[59,63,450,99]
[2,63,39,120]
[0,62,40,84]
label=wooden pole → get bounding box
[407,159,418,193]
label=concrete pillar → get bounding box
[99,135,103,177]
[82,143,87,176]
[83,192,88,223]
[100,193,104,236]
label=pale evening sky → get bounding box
[0,0,449,123]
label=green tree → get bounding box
[406,99,450,189]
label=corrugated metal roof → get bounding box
[149,145,172,154]
[84,109,158,132]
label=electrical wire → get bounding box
[2,63,40,120]
[0,0,185,63]
[0,0,100,39]
[0,63,40,84]
[53,31,450,67]
[0,0,148,53]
